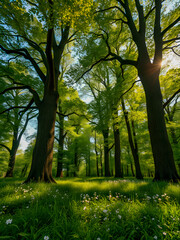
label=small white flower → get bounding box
[97,238,101,240]
[103,209,108,213]
[44,236,49,240]
[104,217,107,221]
[152,218,155,220]
[118,215,122,219]
[154,236,158,239]
[163,232,167,236]
[83,207,86,210]
[6,219,12,225]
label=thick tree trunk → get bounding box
[102,129,111,177]
[121,99,143,179]
[25,92,58,183]
[139,64,179,182]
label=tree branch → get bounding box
[0,84,41,107]
[0,45,46,83]
[0,106,37,115]
[95,6,126,16]
[161,16,180,36]
[0,143,11,153]
[163,37,180,44]
[163,89,180,108]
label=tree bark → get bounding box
[5,129,19,177]
[74,138,78,177]
[56,105,65,178]
[113,114,123,178]
[121,98,143,179]
[25,92,58,182]
[130,163,135,177]
[139,63,179,182]
[95,131,99,177]
[113,127,123,177]
[102,128,111,177]
[100,147,103,176]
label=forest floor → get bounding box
[0,177,179,240]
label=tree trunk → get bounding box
[56,106,65,178]
[113,126,123,178]
[130,163,135,177]
[100,148,103,176]
[102,128,111,177]
[95,132,99,177]
[88,148,91,177]
[139,63,179,182]
[126,165,129,177]
[121,99,143,179]
[74,139,78,177]
[25,92,58,183]
[5,148,17,177]
[5,130,19,177]
[113,109,123,178]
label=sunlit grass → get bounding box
[0,177,179,239]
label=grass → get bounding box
[0,177,179,240]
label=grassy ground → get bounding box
[0,177,179,240]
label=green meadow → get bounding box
[0,178,179,240]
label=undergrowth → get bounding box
[0,177,179,240]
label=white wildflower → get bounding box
[44,236,49,240]
[6,219,12,225]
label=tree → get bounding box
[78,0,180,181]
[0,64,36,177]
[0,0,93,182]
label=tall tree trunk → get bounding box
[113,128,122,177]
[5,147,18,177]
[100,147,103,176]
[121,98,143,179]
[25,25,69,183]
[5,129,19,177]
[139,63,180,182]
[102,128,111,177]
[56,105,65,178]
[113,118,123,177]
[88,147,91,177]
[130,163,135,177]
[95,132,99,177]
[5,112,30,177]
[25,92,58,182]
[126,165,129,176]
[74,138,79,177]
